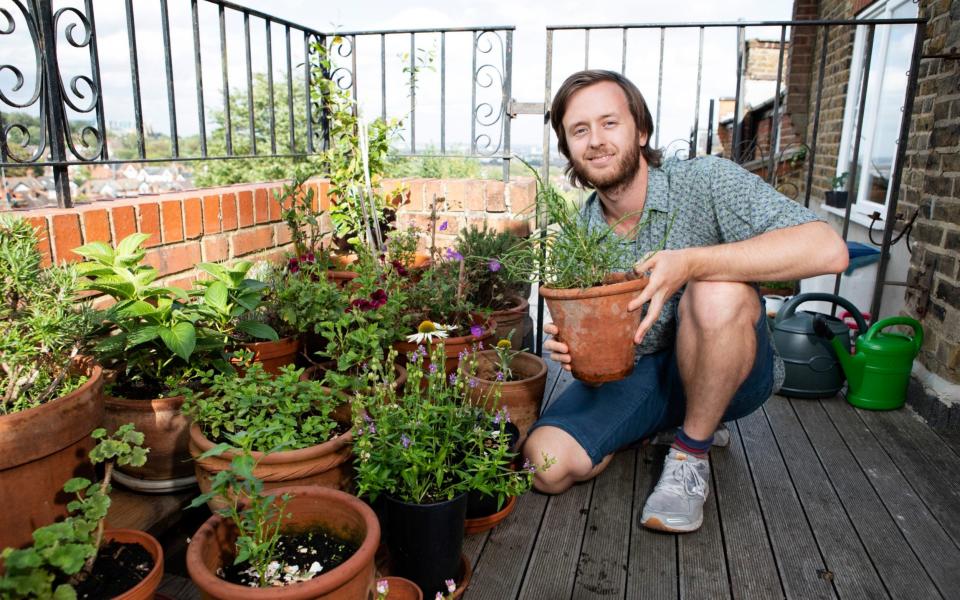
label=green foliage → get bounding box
[189,431,290,588]
[182,363,343,451]
[352,344,549,506]
[0,425,149,599]
[191,260,279,346]
[831,171,849,191]
[384,152,481,179]
[74,234,224,395]
[454,224,525,310]
[274,167,330,261]
[272,261,347,337]
[0,215,93,414]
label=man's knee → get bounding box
[524,425,594,494]
[679,280,759,331]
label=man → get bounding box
[523,70,848,533]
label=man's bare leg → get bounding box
[524,426,614,494]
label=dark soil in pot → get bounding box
[71,540,154,599]
[220,529,359,588]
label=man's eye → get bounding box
[604,121,617,128]
[573,128,587,136]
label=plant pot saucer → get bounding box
[464,495,516,535]
[112,469,197,494]
[377,552,472,599]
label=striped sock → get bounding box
[672,428,713,458]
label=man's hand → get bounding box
[627,248,695,344]
[542,322,572,372]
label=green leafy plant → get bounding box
[352,344,550,507]
[190,260,280,346]
[454,224,525,310]
[182,362,344,451]
[0,424,149,600]
[273,166,337,266]
[270,260,348,338]
[74,234,223,398]
[189,430,290,588]
[832,172,849,191]
[491,335,523,382]
[0,215,92,415]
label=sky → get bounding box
[0,0,796,161]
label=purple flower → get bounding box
[470,324,484,338]
[445,247,463,262]
[495,407,511,424]
[488,259,501,272]
[356,427,364,436]
[439,220,449,231]
[468,377,478,389]
[368,422,377,434]
[429,363,438,374]
[446,579,456,593]
[448,373,458,385]
[401,434,411,448]
[523,458,536,473]
[495,371,504,381]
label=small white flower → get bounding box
[406,320,454,344]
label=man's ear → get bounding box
[638,130,649,147]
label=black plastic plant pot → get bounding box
[825,191,848,208]
[383,491,468,597]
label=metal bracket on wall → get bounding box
[508,100,549,122]
[912,255,938,318]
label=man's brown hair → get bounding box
[550,69,663,188]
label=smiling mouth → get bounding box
[587,154,614,163]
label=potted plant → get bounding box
[352,344,545,597]
[0,424,163,600]
[454,225,530,350]
[466,336,547,444]
[499,162,650,383]
[183,362,355,503]
[375,577,423,600]
[0,215,102,550]
[825,172,849,208]
[186,440,379,599]
[74,233,225,491]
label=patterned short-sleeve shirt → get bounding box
[580,155,821,388]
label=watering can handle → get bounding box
[863,317,924,353]
[775,293,868,332]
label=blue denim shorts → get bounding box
[530,300,775,466]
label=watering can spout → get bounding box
[813,316,865,390]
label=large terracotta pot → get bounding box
[0,365,104,550]
[242,336,301,376]
[467,350,547,442]
[392,318,496,374]
[104,394,194,488]
[102,528,165,600]
[540,274,648,384]
[186,486,380,599]
[489,295,531,351]
[189,404,354,511]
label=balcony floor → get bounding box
[158,366,960,600]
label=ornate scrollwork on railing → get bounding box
[0,0,45,162]
[53,6,102,161]
[472,30,506,157]
[329,34,355,92]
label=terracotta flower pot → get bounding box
[186,486,380,599]
[104,393,195,490]
[464,495,517,535]
[379,576,423,600]
[467,351,547,443]
[326,270,359,289]
[102,528,165,600]
[189,405,355,511]
[539,274,648,384]
[392,317,496,374]
[0,364,104,550]
[489,295,531,351]
[242,336,301,376]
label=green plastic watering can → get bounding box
[814,316,923,410]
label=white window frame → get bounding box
[835,0,919,216]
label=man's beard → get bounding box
[570,140,642,195]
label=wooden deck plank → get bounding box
[790,399,942,599]
[626,445,678,600]
[711,420,784,600]
[853,406,960,546]
[106,488,196,537]
[158,573,200,600]
[738,406,836,600]
[516,481,592,600]
[463,489,548,600]
[572,450,635,599]
[764,399,889,599]
[464,530,489,570]
[678,450,730,599]
[821,398,960,596]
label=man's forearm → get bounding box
[685,221,848,283]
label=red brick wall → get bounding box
[15,176,537,290]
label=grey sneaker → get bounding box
[639,448,710,533]
[650,423,731,448]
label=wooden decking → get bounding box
[157,366,960,599]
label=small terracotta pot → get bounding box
[540,274,648,383]
[464,495,517,535]
[103,528,165,600]
[392,317,496,374]
[489,295,531,350]
[187,486,380,599]
[0,364,104,550]
[242,336,301,376]
[104,394,193,484]
[326,270,359,289]
[467,351,547,443]
[379,576,423,600]
[189,404,354,511]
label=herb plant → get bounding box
[454,224,525,310]
[0,215,92,415]
[191,260,280,345]
[0,424,149,600]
